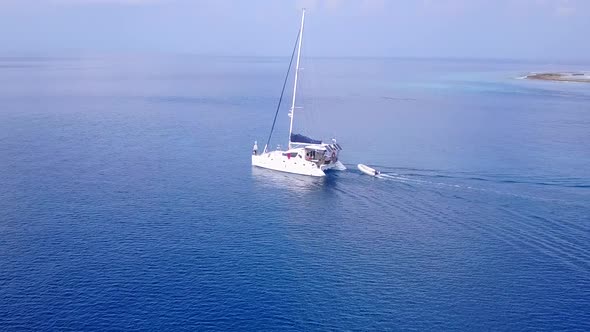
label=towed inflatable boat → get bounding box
[358,164,380,177]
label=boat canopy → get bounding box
[290,133,322,144]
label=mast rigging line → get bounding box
[264,29,301,153]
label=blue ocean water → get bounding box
[0,55,589,331]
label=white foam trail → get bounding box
[375,173,575,204]
[379,173,424,182]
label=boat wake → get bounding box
[338,164,590,275]
[346,164,588,206]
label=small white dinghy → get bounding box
[358,164,380,177]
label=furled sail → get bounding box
[290,133,322,144]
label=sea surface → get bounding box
[1,55,589,331]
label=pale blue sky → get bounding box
[1,0,588,60]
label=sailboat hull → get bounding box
[252,151,345,177]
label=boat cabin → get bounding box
[304,146,326,162]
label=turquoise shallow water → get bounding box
[0,55,589,330]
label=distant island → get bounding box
[525,72,590,83]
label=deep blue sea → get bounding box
[1,55,589,331]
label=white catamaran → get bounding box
[251,9,346,177]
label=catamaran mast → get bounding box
[288,9,305,149]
